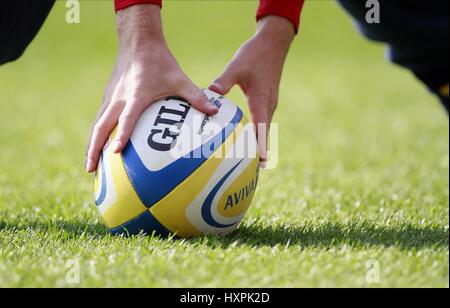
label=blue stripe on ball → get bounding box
[201,159,244,228]
[95,155,107,206]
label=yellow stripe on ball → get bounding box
[102,129,148,229]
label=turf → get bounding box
[0,1,448,288]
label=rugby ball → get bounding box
[94,90,259,237]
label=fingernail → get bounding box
[209,107,219,115]
[112,140,122,153]
[210,82,221,92]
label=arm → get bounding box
[86,3,218,172]
[210,0,305,167]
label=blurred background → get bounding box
[0,1,448,287]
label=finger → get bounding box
[86,102,123,172]
[260,99,278,169]
[209,67,237,95]
[112,96,148,154]
[180,83,219,115]
[85,93,115,159]
[86,72,126,159]
[248,94,271,167]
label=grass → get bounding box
[0,1,448,288]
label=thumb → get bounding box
[180,83,219,116]
[209,68,237,95]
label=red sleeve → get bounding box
[114,0,162,12]
[113,0,304,34]
[257,0,305,33]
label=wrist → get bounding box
[256,16,295,47]
[116,4,166,53]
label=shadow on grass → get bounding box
[212,220,450,250]
[1,218,448,250]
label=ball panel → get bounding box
[129,91,241,172]
[109,210,170,237]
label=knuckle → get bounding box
[195,92,208,104]
[93,121,107,134]
[119,112,135,123]
[186,84,201,96]
[185,87,206,104]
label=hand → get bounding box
[209,16,295,167]
[86,4,218,172]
